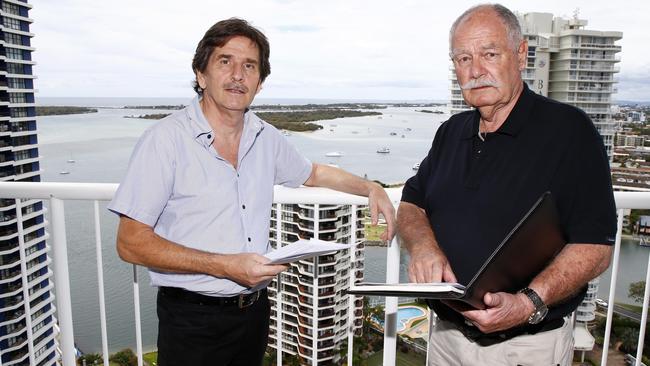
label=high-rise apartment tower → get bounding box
[267,203,365,365]
[0,1,58,365]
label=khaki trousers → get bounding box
[427,318,574,366]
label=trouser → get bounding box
[156,288,270,366]
[427,318,574,366]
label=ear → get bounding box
[255,81,264,95]
[196,71,208,90]
[517,39,528,71]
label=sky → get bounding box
[29,0,650,102]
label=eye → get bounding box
[484,52,497,60]
[455,55,471,66]
[244,63,257,70]
[219,58,229,65]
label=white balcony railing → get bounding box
[1,182,650,366]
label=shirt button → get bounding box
[207,134,212,139]
[247,237,251,242]
[242,204,246,209]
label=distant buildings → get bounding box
[0,1,59,366]
[449,11,622,159]
[267,204,365,365]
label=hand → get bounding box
[221,253,288,288]
[451,292,533,333]
[367,184,396,241]
[408,247,457,283]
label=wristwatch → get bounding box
[519,287,548,324]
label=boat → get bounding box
[377,147,390,154]
[282,131,292,136]
[325,152,343,157]
[412,163,420,170]
[59,171,70,175]
[389,132,397,136]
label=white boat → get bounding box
[59,171,70,175]
[67,159,76,163]
[325,151,343,157]
[412,163,420,170]
[282,131,292,136]
[377,147,390,154]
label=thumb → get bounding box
[484,292,501,307]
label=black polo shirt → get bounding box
[402,83,616,326]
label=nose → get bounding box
[231,64,244,82]
[469,56,486,79]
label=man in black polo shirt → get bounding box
[398,4,616,365]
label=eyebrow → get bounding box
[451,43,501,57]
[215,53,259,64]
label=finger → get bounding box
[382,207,396,240]
[443,266,457,283]
[370,201,379,226]
[408,266,416,283]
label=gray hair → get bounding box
[449,3,522,54]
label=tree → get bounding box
[77,353,102,366]
[109,349,137,366]
[629,281,646,304]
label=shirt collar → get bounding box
[461,82,535,140]
[185,96,264,149]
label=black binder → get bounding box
[347,192,566,309]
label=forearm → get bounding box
[304,163,378,196]
[116,216,228,277]
[397,202,440,255]
[528,243,612,306]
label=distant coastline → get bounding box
[36,106,98,116]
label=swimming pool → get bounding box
[396,306,426,332]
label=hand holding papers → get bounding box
[265,238,352,264]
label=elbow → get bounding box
[593,245,614,277]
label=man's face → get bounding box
[197,36,262,112]
[451,11,526,109]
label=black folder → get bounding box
[347,192,566,309]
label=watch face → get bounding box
[529,306,549,324]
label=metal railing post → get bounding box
[602,209,624,366]
[382,235,400,366]
[49,197,76,366]
[93,201,110,366]
[132,265,143,366]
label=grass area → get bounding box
[364,221,387,241]
[143,352,158,365]
[616,302,643,313]
[367,349,426,366]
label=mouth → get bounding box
[224,83,248,95]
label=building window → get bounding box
[1,3,21,15]
[9,93,27,104]
[4,32,24,46]
[10,108,28,118]
[7,63,25,74]
[5,47,24,60]
[2,16,22,30]
[14,150,31,161]
[7,78,26,89]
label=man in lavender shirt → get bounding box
[108,18,395,366]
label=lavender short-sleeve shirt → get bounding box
[108,97,312,296]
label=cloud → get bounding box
[273,25,320,33]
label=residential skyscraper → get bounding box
[267,203,365,365]
[0,1,58,365]
[449,11,622,159]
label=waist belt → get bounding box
[444,316,565,346]
[159,286,264,309]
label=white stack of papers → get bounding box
[349,282,466,297]
[265,239,352,264]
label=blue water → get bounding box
[372,306,426,332]
[397,307,426,332]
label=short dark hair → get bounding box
[191,18,271,95]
